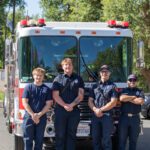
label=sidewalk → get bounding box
[0,101,3,108]
[0,80,5,92]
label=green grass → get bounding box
[0,91,4,101]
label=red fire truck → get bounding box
[4,19,135,149]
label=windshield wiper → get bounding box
[79,50,98,82]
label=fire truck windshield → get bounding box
[18,36,78,82]
[18,36,132,83]
[79,36,132,82]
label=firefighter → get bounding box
[88,65,118,150]
[22,67,53,150]
[52,58,84,150]
[119,74,144,150]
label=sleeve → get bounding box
[139,90,145,99]
[46,87,53,101]
[89,84,96,99]
[22,84,30,99]
[110,84,118,99]
[52,75,62,91]
[120,88,128,96]
[78,76,84,89]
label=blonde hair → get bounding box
[32,67,46,75]
[61,58,73,66]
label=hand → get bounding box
[130,96,137,102]
[31,113,40,124]
[64,104,73,112]
[93,107,103,117]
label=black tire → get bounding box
[43,137,55,150]
[3,99,7,118]
[14,135,24,150]
[147,108,150,118]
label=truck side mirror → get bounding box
[136,40,145,68]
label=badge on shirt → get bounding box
[42,87,48,94]
[74,79,78,84]
[136,91,140,97]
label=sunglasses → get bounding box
[100,70,110,73]
[128,79,137,82]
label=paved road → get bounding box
[137,117,150,150]
[0,108,13,150]
[0,107,150,150]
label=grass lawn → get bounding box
[0,91,4,102]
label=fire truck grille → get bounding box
[78,88,92,121]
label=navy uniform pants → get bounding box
[118,115,140,150]
[54,106,80,150]
[22,116,46,150]
[91,114,113,150]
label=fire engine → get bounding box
[4,18,134,150]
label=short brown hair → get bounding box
[32,67,46,75]
[61,58,73,66]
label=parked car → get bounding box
[141,95,150,118]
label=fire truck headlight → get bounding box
[46,125,55,135]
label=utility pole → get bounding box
[12,0,15,41]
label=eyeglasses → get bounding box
[100,71,110,74]
[128,79,137,82]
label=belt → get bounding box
[103,113,110,116]
[122,113,139,117]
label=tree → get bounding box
[40,0,102,21]
[0,0,9,68]
[102,0,150,91]
[137,0,150,90]
[39,0,64,21]
[65,0,102,21]
[0,0,26,68]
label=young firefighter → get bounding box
[52,58,84,150]
[88,65,118,150]
[119,74,144,150]
[22,67,53,150]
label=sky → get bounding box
[24,0,42,17]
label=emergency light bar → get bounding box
[37,18,46,27]
[20,18,46,28]
[121,21,129,28]
[108,20,129,28]
[28,19,36,27]
[20,19,28,27]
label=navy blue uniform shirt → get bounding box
[89,80,118,109]
[52,73,84,104]
[22,83,52,117]
[120,87,144,114]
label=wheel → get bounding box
[43,137,55,149]
[3,98,7,117]
[6,118,12,133]
[147,108,150,118]
[14,135,24,150]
